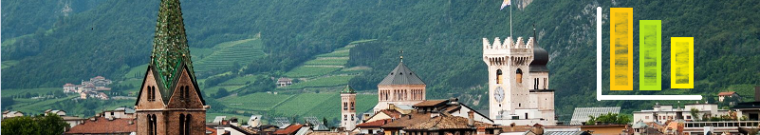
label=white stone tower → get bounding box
[340,85,357,130]
[482,37,535,120]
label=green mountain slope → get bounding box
[2,0,759,123]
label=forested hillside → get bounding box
[2,0,759,122]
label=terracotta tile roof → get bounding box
[65,117,136,134]
[357,119,392,128]
[307,131,354,135]
[274,124,303,135]
[718,91,737,96]
[206,126,218,135]
[404,114,493,130]
[412,100,448,107]
[380,109,402,119]
[381,113,431,129]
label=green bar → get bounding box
[639,20,661,90]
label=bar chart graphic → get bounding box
[596,7,701,100]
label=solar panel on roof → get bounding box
[569,107,621,125]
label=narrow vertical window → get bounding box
[516,69,523,83]
[180,114,185,135]
[496,69,503,84]
[185,114,192,135]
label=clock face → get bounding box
[494,86,504,102]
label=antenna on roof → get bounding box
[399,49,404,62]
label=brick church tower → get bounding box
[135,0,207,134]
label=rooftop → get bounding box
[65,117,136,134]
[378,61,425,86]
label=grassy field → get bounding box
[307,94,378,121]
[218,93,294,111]
[271,93,338,116]
[194,38,265,73]
[123,64,149,79]
[1,87,61,98]
[283,67,343,78]
[280,75,354,90]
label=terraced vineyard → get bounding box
[283,44,356,78]
[281,75,355,89]
[194,38,265,73]
[218,92,294,111]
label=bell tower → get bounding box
[482,37,535,120]
[340,85,357,130]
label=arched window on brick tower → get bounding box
[180,114,185,135]
[185,114,192,135]
[496,69,503,84]
[516,69,523,83]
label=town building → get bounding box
[134,0,208,134]
[481,27,556,125]
[373,56,427,113]
[103,107,136,119]
[277,77,294,87]
[632,102,730,123]
[65,116,136,135]
[2,110,24,119]
[340,85,357,131]
[718,91,742,105]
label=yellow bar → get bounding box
[610,8,633,90]
[671,37,694,89]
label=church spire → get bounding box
[150,0,195,89]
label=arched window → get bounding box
[185,114,192,135]
[180,114,185,135]
[344,115,347,121]
[148,114,153,135]
[148,86,153,101]
[150,114,157,135]
[515,69,523,83]
[184,86,189,101]
[350,102,355,110]
[351,114,355,121]
[496,69,503,84]
[343,102,348,110]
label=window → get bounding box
[516,69,523,83]
[534,78,539,89]
[180,114,185,135]
[344,115,347,121]
[343,102,348,110]
[351,114,355,121]
[543,78,548,89]
[185,114,192,135]
[350,102,355,110]
[496,69,503,84]
[686,116,691,119]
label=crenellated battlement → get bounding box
[482,37,535,57]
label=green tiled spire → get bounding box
[150,0,195,90]
[341,85,356,94]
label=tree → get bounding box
[215,88,229,98]
[322,117,329,127]
[690,108,701,121]
[585,113,631,125]
[1,113,68,135]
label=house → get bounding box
[208,117,256,135]
[363,109,402,123]
[632,102,729,123]
[718,91,741,103]
[63,83,77,93]
[274,124,304,135]
[355,119,391,134]
[401,113,498,135]
[579,124,629,135]
[45,109,67,116]
[2,111,24,119]
[103,107,135,119]
[277,78,294,87]
[64,117,136,135]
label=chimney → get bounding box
[467,111,475,127]
[128,120,134,125]
[755,86,759,101]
